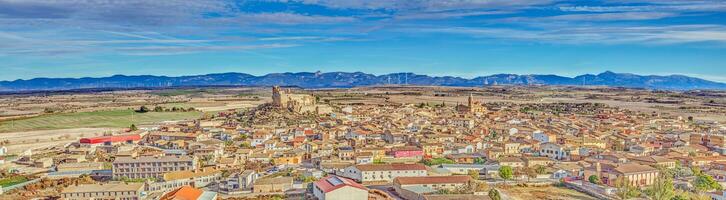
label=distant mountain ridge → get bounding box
[1,71,724,91]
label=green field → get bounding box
[0,109,202,133]
[0,176,28,187]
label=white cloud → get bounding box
[405,24,726,44]
[233,12,357,25]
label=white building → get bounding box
[343,164,427,183]
[532,130,556,143]
[220,170,258,193]
[539,142,570,160]
[710,191,726,200]
[313,176,368,200]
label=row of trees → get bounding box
[495,165,547,182]
[135,105,196,113]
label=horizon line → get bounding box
[2,70,724,84]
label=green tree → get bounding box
[468,170,479,180]
[588,175,601,185]
[129,124,138,131]
[153,106,163,112]
[499,166,513,182]
[614,176,639,200]
[136,106,150,113]
[647,174,675,200]
[670,194,688,200]
[535,165,546,174]
[474,157,486,164]
[693,172,722,192]
[488,189,501,200]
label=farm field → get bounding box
[0,176,28,187]
[0,109,201,133]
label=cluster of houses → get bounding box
[2,87,726,200]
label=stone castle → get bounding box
[272,86,332,114]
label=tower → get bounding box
[468,93,474,107]
[272,86,283,107]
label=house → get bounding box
[422,143,444,159]
[551,162,584,179]
[584,163,660,187]
[436,164,486,175]
[61,183,145,200]
[219,170,258,193]
[159,185,218,200]
[79,134,141,146]
[532,131,556,144]
[253,177,293,193]
[710,190,726,200]
[343,163,427,183]
[112,155,196,179]
[630,156,676,169]
[391,146,424,159]
[313,175,369,200]
[355,152,373,164]
[523,156,554,167]
[539,142,571,160]
[445,153,480,164]
[146,167,222,193]
[393,176,472,200]
[383,132,406,144]
[146,132,204,142]
[251,130,273,146]
[338,146,355,161]
[498,157,525,168]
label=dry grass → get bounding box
[500,186,598,200]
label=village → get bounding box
[0,85,725,200]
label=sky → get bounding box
[0,0,725,82]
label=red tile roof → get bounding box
[355,163,427,171]
[79,134,140,144]
[159,186,202,200]
[313,175,368,193]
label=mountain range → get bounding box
[1,71,724,92]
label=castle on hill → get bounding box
[272,86,332,114]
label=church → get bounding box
[456,93,487,114]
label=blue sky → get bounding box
[0,0,725,82]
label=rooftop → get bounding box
[395,175,471,185]
[356,163,427,171]
[313,175,368,193]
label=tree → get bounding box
[488,189,501,200]
[468,170,479,180]
[153,106,163,112]
[693,172,722,192]
[647,174,675,200]
[499,166,513,182]
[588,175,601,185]
[129,124,138,131]
[535,165,547,174]
[473,157,485,164]
[136,106,150,113]
[522,167,537,181]
[614,176,639,200]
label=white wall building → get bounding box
[343,164,427,183]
